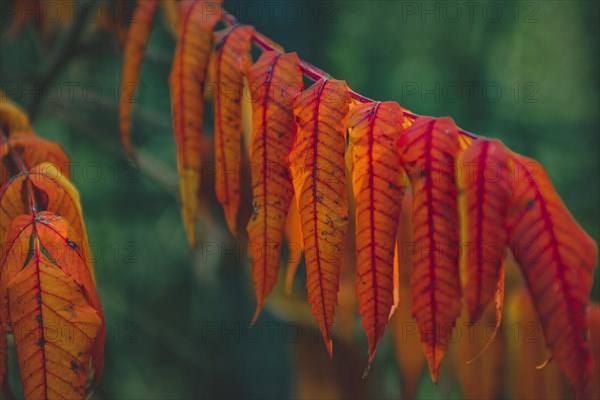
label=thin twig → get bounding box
[222,10,478,140]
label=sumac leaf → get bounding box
[347,101,406,362]
[398,116,462,382]
[246,51,303,320]
[213,24,255,237]
[169,0,221,246]
[457,138,511,323]
[289,78,350,355]
[0,212,104,398]
[506,151,597,397]
[119,0,159,154]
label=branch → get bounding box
[222,10,478,140]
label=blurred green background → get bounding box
[1,0,598,398]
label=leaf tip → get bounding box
[535,355,553,370]
[182,218,197,248]
[251,304,263,325]
[424,346,444,385]
[325,340,333,358]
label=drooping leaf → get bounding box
[213,24,255,237]
[347,101,406,363]
[289,78,351,355]
[457,138,511,323]
[398,116,462,383]
[1,133,70,186]
[0,212,103,398]
[35,211,105,387]
[284,200,304,294]
[169,0,222,246]
[246,51,303,320]
[119,0,160,155]
[0,164,105,387]
[505,151,597,397]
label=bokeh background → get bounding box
[1,0,598,398]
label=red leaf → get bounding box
[506,151,597,397]
[457,138,511,322]
[398,116,462,383]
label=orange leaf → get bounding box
[0,212,104,398]
[0,164,105,387]
[169,0,221,246]
[457,139,511,323]
[214,25,255,237]
[1,133,70,186]
[505,151,597,397]
[0,163,91,275]
[119,0,160,155]
[284,199,304,295]
[246,51,303,321]
[398,116,462,383]
[347,101,406,363]
[289,78,351,355]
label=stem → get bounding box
[222,10,478,140]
